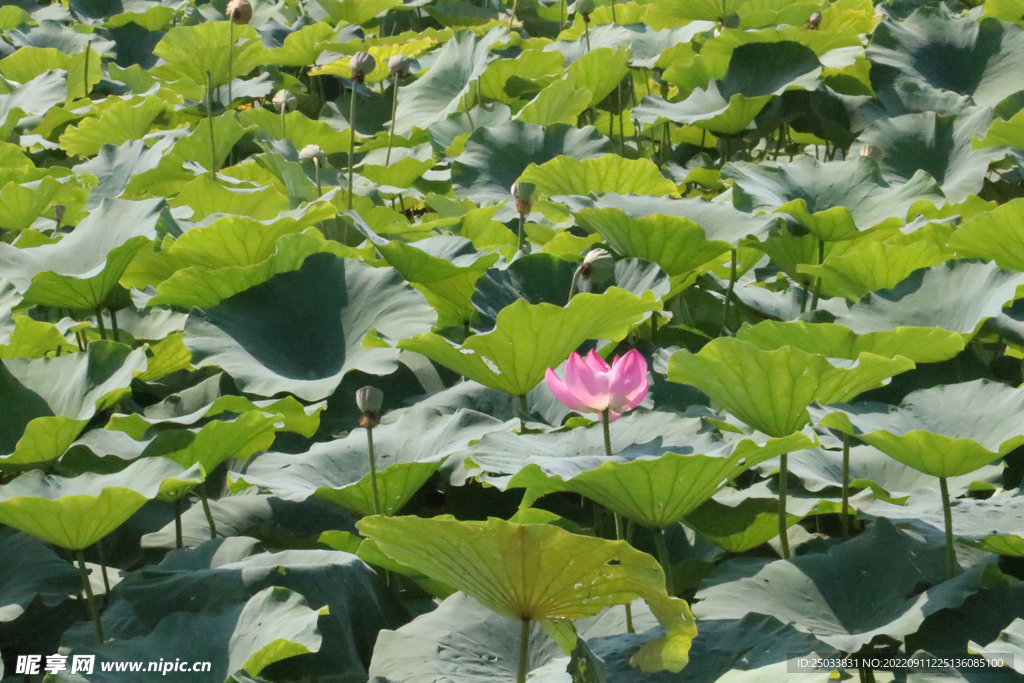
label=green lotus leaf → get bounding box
[73,136,176,205]
[515,83,592,127]
[572,208,731,276]
[646,0,747,23]
[695,519,987,652]
[318,0,402,24]
[633,88,772,135]
[519,154,679,198]
[0,341,147,467]
[0,45,100,99]
[391,27,505,136]
[152,22,271,90]
[361,157,435,189]
[54,586,322,682]
[821,260,1024,335]
[238,107,351,154]
[0,316,77,359]
[668,337,914,437]
[813,379,1024,478]
[736,321,965,364]
[479,49,564,105]
[0,197,163,309]
[798,238,950,300]
[969,536,1024,557]
[0,71,67,131]
[358,516,697,672]
[0,457,201,549]
[869,9,1024,112]
[0,529,80,623]
[553,46,630,110]
[266,21,336,67]
[686,497,803,554]
[855,107,1003,204]
[169,176,290,222]
[696,26,864,81]
[59,96,167,159]
[947,198,1024,271]
[185,252,436,401]
[451,120,612,202]
[970,619,1024,673]
[974,106,1024,150]
[0,175,61,232]
[725,157,945,240]
[400,287,660,397]
[166,113,248,175]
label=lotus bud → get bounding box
[350,52,376,83]
[511,180,535,215]
[299,143,326,167]
[576,248,615,292]
[806,12,822,30]
[388,54,411,78]
[577,0,595,21]
[226,0,252,24]
[357,386,384,428]
[53,204,66,226]
[272,89,297,113]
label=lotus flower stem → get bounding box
[613,514,635,633]
[367,426,382,516]
[810,238,825,311]
[519,394,529,432]
[174,499,183,549]
[385,78,400,166]
[75,550,104,643]
[778,452,790,559]
[227,20,234,106]
[348,82,358,211]
[655,529,675,595]
[841,435,851,538]
[602,407,635,629]
[610,0,616,23]
[96,543,112,598]
[517,618,531,683]
[280,103,286,140]
[205,71,217,179]
[83,41,91,98]
[940,477,957,578]
[109,308,118,339]
[200,489,217,540]
[509,0,521,29]
[722,248,737,333]
[584,20,592,52]
[94,308,107,340]
[517,212,526,252]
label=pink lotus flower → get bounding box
[545,349,648,423]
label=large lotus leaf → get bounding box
[695,519,987,651]
[73,136,178,206]
[0,457,201,549]
[234,403,507,516]
[724,156,945,240]
[268,22,353,68]
[152,21,270,90]
[520,155,679,199]
[970,619,1024,673]
[59,95,167,159]
[821,260,1024,335]
[311,36,435,84]
[390,27,505,136]
[855,108,1002,203]
[868,10,1024,113]
[184,252,435,400]
[543,46,630,110]
[633,88,772,136]
[0,341,147,467]
[0,71,67,132]
[0,44,99,100]
[0,175,61,232]
[685,496,804,554]
[54,586,322,682]
[400,287,660,397]
[562,194,778,245]
[572,208,731,276]
[813,379,1024,478]
[238,107,351,154]
[451,120,612,202]
[359,516,697,672]
[736,321,964,364]
[0,197,162,308]
[798,238,950,301]
[668,337,914,437]
[947,198,1024,271]
[0,529,79,623]
[168,176,290,222]
[646,0,747,23]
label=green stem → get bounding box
[613,514,634,632]
[601,408,613,456]
[227,20,234,107]
[610,0,616,23]
[109,308,118,340]
[280,106,287,140]
[655,529,675,595]
[519,394,528,432]
[83,41,91,98]
[174,498,183,549]
[722,247,737,333]
[385,77,400,166]
[95,309,107,340]
[367,426,382,516]
[200,489,217,540]
[348,80,358,211]
[650,311,658,340]
[206,71,217,178]
[841,435,850,538]
[810,238,825,311]
[617,84,625,157]
[778,452,790,559]
[584,20,591,51]
[76,550,104,643]
[517,619,531,683]
[517,212,526,252]
[509,0,521,29]
[940,477,957,578]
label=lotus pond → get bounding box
[1,0,1024,681]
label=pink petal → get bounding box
[545,367,591,413]
[608,349,649,414]
[584,349,611,373]
[565,351,610,412]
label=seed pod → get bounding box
[357,386,384,428]
[389,54,412,78]
[511,180,535,215]
[272,90,297,113]
[299,144,326,167]
[226,0,252,24]
[806,12,822,29]
[53,204,66,225]
[350,52,376,82]
[577,0,596,17]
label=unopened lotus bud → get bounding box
[350,52,376,82]
[357,386,384,428]
[226,0,252,24]
[511,180,535,215]
[272,90,296,113]
[579,247,614,281]
[53,204,66,225]
[389,55,411,78]
[806,12,822,29]
[577,0,595,20]
[299,144,326,167]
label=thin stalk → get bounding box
[75,330,85,351]
[650,311,658,339]
[83,41,91,98]
[348,81,358,211]
[778,452,790,559]
[841,435,851,538]
[601,408,613,455]
[517,619,531,683]
[95,309,107,340]
[584,20,591,51]
[314,158,322,197]
[385,77,400,166]
[200,489,217,540]
[560,0,565,27]
[517,212,526,252]
[174,499,183,549]
[367,426,382,516]
[227,20,234,106]
[280,106,287,140]
[810,238,825,311]
[722,247,737,333]
[109,308,118,340]
[96,543,111,599]
[519,394,529,432]
[76,550,104,643]
[940,477,957,578]
[655,529,675,595]
[206,71,217,178]
[605,411,634,632]
[509,0,521,29]
[610,0,616,22]
[617,85,625,157]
